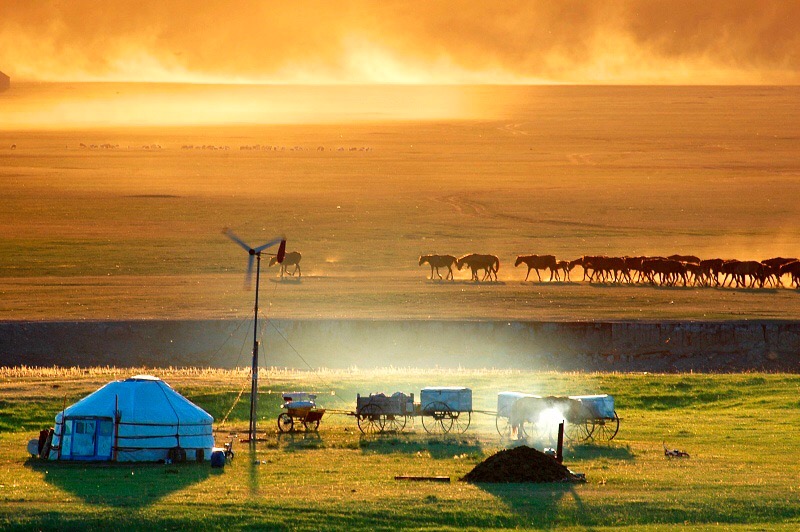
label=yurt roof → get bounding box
[56,375,212,424]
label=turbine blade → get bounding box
[253,236,285,254]
[223,227,252,252]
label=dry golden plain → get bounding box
[1,84,799,322]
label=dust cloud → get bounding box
[1,0,798,85]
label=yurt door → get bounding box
[66,418,114,460]
[71,419,97,457]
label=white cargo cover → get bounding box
[282,392,317,404]
[282,391,317,410]
[420,387,472,412]
[496,391,542,418]
[569,394,615,419]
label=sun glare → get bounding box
[537,407,566,438]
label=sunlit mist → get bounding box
[0,83,492,129]
[1,0,798,85]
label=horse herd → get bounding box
[419,253,800,288]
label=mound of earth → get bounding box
[461,446,583,483]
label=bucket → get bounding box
[210,450,226,469]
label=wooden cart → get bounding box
[277,392,325,433]
[355,392,414,434]
[495,392,619,443]
[354,387,473,435]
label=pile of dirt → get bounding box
[461,446,584,483]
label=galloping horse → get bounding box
[419,254,457,280]
[269,251,302,277]
[457,253,500,281]
[515,254,557,281]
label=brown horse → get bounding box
[508,396,548,440]
[419,254,457,280]
[269,251,301,277]
[514,254,557,281]
[553,260,575,281]
[457,254,500,281]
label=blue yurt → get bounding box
[48,375,214,462]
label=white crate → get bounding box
[569,394,615,419]
[496,391,541,418]
[420,387,472,412]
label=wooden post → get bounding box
[113,394,120,462]
[556,421,564,464]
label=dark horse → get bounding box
[457,254,500,281]
[514,254,557,281]
[419,254,457,280]
[269,251,301,277]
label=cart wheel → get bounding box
[421,401,453,434]
[497,416,530,440]
[303,419,320,431]
[357,403,385,434]
[383,413,407,433]
[278,413,294,433]
[519,420,537,442]
[564,419,594,443]
[451,411,471,434]
[592,411,620,441]
[496,415,511,438]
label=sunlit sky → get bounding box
[1,0,799,85]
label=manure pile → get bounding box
[461,446,584,483]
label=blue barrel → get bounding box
[210,450,226,468]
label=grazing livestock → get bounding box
[762,257,797,269]
[419,254,457,280]
[642,258,688,286]
[732,261,766,288]
[269,251,301,278]
[570,256,598,281]
[457,254,500,282]
[699,258,725,286]
[553,260,574,281]
[508,396,548,440]
[515,254,557,281]
[720,260,741,287]
[763,257,798,287]
[779,261,800,287]
[668,254,701,265]
[684,263,707,286]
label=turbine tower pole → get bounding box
[249,251,261,443]
[222,227,285,444]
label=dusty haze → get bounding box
[1,0,799,84]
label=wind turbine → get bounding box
[223,227,286,443]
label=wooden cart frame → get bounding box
[354,393,472,435]
[496,395,619,443]
[277,407,326,433]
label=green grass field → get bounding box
[1,368,799,530]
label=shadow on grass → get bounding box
[472,481,584,527]
[26,458,212,508]
[268,276,302,284]
[276,431,324,451]
[357,433,484,459]
[567,442,635,462]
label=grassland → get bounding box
[1,84,800,529]
[1,85,800,322]
[0,367,798,530]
